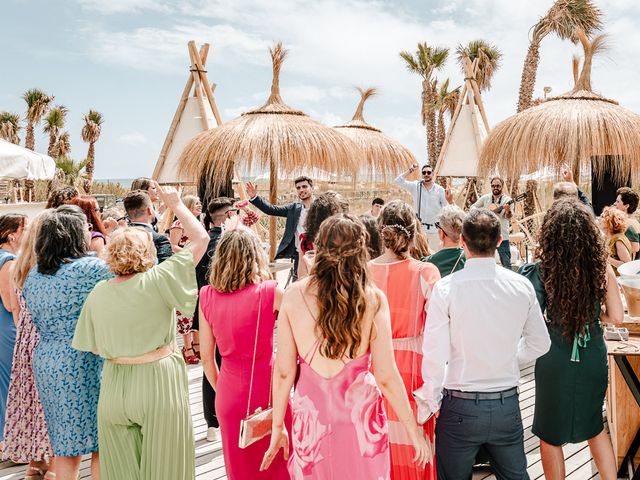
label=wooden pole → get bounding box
[269,159,278,261]
[187,46,211,132]
[188,41,223,127]
[153,44,210,181]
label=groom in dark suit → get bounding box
[246,176,314,280]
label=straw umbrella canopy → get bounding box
[480,30,640,184]
[334,87,416,182]
[178,42,361,257]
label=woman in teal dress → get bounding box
[519,198,624,480]
[0,214,27,451]
[73,184,209,480]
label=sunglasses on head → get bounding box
[435,221,448,236]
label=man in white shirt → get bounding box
[395,164,452,252]
[419,208,550,479]
[472,177,513,268]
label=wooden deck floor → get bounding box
[0,362,604,479]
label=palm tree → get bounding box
[0,112,22,144]
[399,43,449,164]
[55,131,71,158]
[22,88,54,150]
[81,110,104,193]
[517,0,602,112]
[56,156,89,188]
[456,40,503,91]
[43,105,68,157]
[434,78,460,159]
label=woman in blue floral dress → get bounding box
[23,205,112,479]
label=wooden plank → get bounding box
[0,362,607,480]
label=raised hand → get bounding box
[154,181,181,210]
[246,182,258,199]
[445,186,453,204]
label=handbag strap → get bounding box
[246,284,265,417]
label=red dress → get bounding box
[369,258,441,480]
[200,281,291,480]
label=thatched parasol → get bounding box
[480,30,640,184]
[178,42,361,258]
[334,87,416,181]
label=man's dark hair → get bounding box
[36,205,87,274]
[462,208,501,255]
[207,197,235,216]
[123,190,152,220]
[130,177,152,191]
[372,197,385,207]
[617,187,639,214]
[294,176,313,187]
[421,164,433,173]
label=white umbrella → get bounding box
[0,139,56,180]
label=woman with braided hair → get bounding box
[262,213,430,478]
[369,200,440,480]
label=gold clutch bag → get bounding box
[239,406,273,449]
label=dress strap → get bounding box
[304,337,322,365]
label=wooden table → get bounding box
[606,335,640,479]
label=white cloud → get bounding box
[75,0,176,14]
[117,131,148,146]
[87,22,269,74]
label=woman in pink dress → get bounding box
[199,227,290,480]
[369,201,440,480]
[262,214,430,479]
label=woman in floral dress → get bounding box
[3,211,53,478]
[262,214,430,479]
[169,195,202,365]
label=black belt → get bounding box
[443,386,518,401]
[421,223,435,228]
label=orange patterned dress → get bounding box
[369,258,441,480]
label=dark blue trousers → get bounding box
[497,240,512,269]
[435,392,528,480]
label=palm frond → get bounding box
[43,105,68,133]
[22,88,54,124]
[55,131,71,157]
[456,40,503,91]
[541,0,603,42]
[81,109,104,143]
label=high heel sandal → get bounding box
[181,346,199,365]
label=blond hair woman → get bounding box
[3,212,53,478]
[72,183,209,480]
[198,227,290,479]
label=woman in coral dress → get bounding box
[369,201,440,480]
[262,214,430,479]
[199,227,290,479]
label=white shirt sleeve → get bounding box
[419,281,450,413]
[439,186,448,208]
[471,194,486,209]
[517,288,551,366]
[394,174,414,193]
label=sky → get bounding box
[2,0,639,181]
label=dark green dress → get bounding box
[519,263,607,446]
[625,226,639,260]
[422,247,465,277]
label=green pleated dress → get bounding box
[73,249,197,480]
[519,263,607,446]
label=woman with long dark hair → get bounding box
[519,198,623,480]
[262,214,429,478]
[23,205,111,479]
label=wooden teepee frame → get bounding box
[152,41,223,184]
[434,56,491,207]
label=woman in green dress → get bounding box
[73,184,209,480]
[519,198,623,480]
